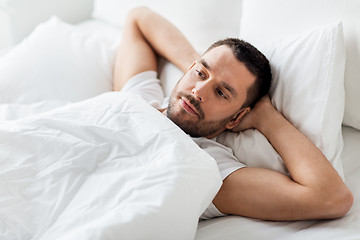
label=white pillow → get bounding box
[91,0,242,52]
[217,23,346,180]
[238,0,360,131]
[0,17,117,119]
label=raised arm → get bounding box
[213,96,353,221]
[113,7,200,91]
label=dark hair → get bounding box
[205,38,272,109]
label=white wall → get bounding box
[0,0,94,51]
[0,8,12,51]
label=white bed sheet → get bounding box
[196,126,360,240]
[0,92,221,240]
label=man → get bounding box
[113,7,353,220]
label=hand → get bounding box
[231,95,276,133]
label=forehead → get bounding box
[201,45,256,101]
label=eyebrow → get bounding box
[199,58,238,99]
[199,59,211,71]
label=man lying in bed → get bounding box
[113,7,353,221]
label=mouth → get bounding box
[180,97,199,116]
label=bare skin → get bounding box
[113,7,353,221]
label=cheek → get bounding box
[203,107,218,121]
[178,72,196,89]
[203,104,236,122]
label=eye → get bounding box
[217,89,227,99]
[196,70,206,79]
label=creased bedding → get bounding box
[0,92,221,240]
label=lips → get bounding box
[180,97,199,116]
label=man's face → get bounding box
[166,45,256,138]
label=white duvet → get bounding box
[0,92,221,240]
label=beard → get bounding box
[166,84,233,138]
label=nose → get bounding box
[192,80,210,102]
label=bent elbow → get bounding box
[326,188,354,219]
[337,188,354,218]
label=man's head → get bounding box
[166,38,272,138]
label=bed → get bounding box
[0,0,359,239]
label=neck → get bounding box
[205,127,226,139]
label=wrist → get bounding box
[255,106,284,135]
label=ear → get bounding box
[225,107,250,130]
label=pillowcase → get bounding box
[238,0,360,131]
[217,23,346,180]
[91,0,242,52]
[0,16,117,120]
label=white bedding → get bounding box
[1,16,360,240]
[0,92,221,240]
